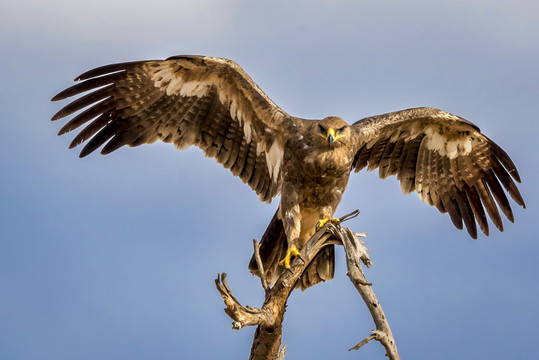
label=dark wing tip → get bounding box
[487,136,522,183]
[75,65,122,81]
[509,168,522,183]
[51,92,66,102]
[78,145,94,158]
[74,60,144,81]
[51,111,62,121]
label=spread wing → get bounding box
[352,107,525,238]
[51,55,292,202]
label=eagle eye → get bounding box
[318,124,326,133]
[337,126,346,132]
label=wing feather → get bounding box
[352,107,524,238]
[397,135,424,194]
[74,61,147,81]
[69,113,112,149]
[52,56,293,202]
[80,117,132,157]
[378,139,398,179]
[484,169,513,222]
[430,150,444,211]
[352,144,370,171]
[366,137,389,171]
[387,137,406,175]
[465,184,489,236]
[51,72,126,102]
[52,85,114,120]
[490,156,525,207]
[455,188,478,238]
[441,193,463,230]
[476,178,502,231]
[58,98,115,135]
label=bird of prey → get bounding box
[51,55,525,290]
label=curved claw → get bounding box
[316,217,340,231]
[279,246,303,268]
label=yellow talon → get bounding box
[279,246,301,268]
[316,217,340,231]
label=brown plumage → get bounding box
[51,55,525,290]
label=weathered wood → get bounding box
[215,211,400,359]
[253,239,270,293]
[330,226,400,360]
[216,228,334,359]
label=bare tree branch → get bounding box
[215,213,400,359]
[252,239,270,293]
[328,225,400,360]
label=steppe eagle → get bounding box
[51,55,525,290]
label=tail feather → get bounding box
[248,210,287,284]
[249,210,335,290]
[298,245,335,290]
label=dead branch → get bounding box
[215,212,400,359]
[252,239,270,293]
[216,227,334,359]
[327,225,400,360]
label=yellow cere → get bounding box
[320,128,344,143]
[328,128,344,142]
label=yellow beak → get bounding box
[320,128,343,146]
[327,128,336,146]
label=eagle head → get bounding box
[314,116,351,148]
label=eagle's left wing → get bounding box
[351,107,525,238]
[52,56,293,202]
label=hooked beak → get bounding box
[319,127,344,146]
[327,128,335,146]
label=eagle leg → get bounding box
[316,217,341,231]
[278,246,305,269]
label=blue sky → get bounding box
[1,1,538,359]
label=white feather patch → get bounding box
[243,123,252,144]
[166,76,183,96]
[152,66,174,89]
[265,141,283,180]
[229,100,238,123]
[151,65,211,97]
[425,128,474,159]
[179,81,210,97]
[236,109,243,124]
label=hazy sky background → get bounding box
[1,1,538,359]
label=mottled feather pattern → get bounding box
[51,56,288,202]
[352,107,525,238]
